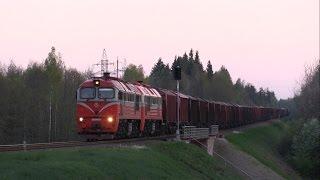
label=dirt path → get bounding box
[213,138,284,180]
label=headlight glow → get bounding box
[94,80,100,86]
[107,116,113,123]
[79,117,84,122]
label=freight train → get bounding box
[76,73,289,139]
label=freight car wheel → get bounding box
[115,120,128,139]
[127,120,133,137]
[143,120,158,136]
[155,121,161,136]
[132,120,141,138]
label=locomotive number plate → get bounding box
[92,118,101,121]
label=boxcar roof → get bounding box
[157,88,175,96]
[214,101,231,106]
[170,91,189,99]
[188,96,198,100]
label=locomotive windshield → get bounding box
[98,88,115,99]
[80,88,95,99]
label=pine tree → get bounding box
[194,50,203,71]
[149,58,174,89]
[188,49,194,61]
[206,61,213,79]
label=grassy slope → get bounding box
[226,121,298,179]
[0,142,241,180]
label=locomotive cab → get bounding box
[76,78,121,136]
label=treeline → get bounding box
[0,47,86,144]
[0,47,280,145]
[277,60,319,178]
[124,49,278,107]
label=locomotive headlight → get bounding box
[79,117,84,122]
[94,80,100,86]
[107,116,113,123]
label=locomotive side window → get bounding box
[118,91,123,100]
[80,88,95,99]
[135,95,141,102]
[146,97,151,107]
[128,94,135,102]
[123,93,127,101]
[124,93,134,102]
[135,95,140,110]
[151,97,158,105]
[98,88,115,99]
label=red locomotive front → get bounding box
[76,74,163,139]
[76,77,121,136]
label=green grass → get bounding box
[0,141,241,180]
[226,121,298,179]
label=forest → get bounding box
[124,49,278,107]
[0,47,283,145]
[0,47,310,146]
[0,47,88,144]
[277,60,319,178]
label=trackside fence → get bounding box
[181,126,209,139]
[209,125,219,136]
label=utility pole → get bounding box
[23,114,26,151]
[120,58,126,78]
[116,57,119,78]
[101,49,108,75]
[92,50,126,78]
[48,91,52,143]
[176,80,180,140]
[114,57,126,79]
[54,103,57,141]
[100,49,114,76]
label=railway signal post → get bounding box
[174,66,181,140]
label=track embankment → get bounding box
[0,135,175,152]
[220,119,300,179]
[0,141,242,179]
[214,138,284,180]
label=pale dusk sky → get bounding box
[0,0,319,99]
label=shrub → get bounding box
[290,119,320,178]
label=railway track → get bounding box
[0,135,176,152]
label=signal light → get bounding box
[173,66,181,80]
[94,80,100,86]
[79,117,84,122]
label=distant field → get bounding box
[0,141,241,180]
[226,121,299,179]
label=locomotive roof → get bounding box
[80,77,161,98]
